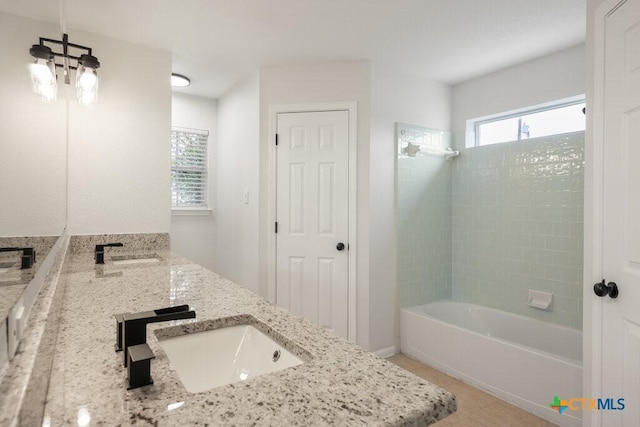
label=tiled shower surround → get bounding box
[397,131,584,330]
[397,156,452,307]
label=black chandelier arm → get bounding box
[53,63,78,71]
[51,52,82,61]
[62,33,68,61]
[67,42,92,55]
[37,34,93,56]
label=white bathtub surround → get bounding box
[401,301,582,427]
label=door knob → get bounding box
[594,280,619,298]
[336,242,345,251]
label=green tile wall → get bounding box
[397,156,452,307]
[396,131,584,330]
[451,131,584,329]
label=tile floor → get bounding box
[387,354,557,426]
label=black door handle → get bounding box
[594,280,618,298]
[336,242,345,251]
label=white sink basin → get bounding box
[109,254,162,265]
[112,258,161,265]
[158,324,304,392]
[0,261,16,274]
[0,263,20,282]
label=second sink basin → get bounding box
[112,258,161,265]
[0,261,16,273]
[110,254,162,265]
[157,318,308,393]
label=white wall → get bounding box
[170,93,218,270]
[216,72,260,293]
[0,13,67,237]
[452,44,586,149]
[370,66,452,352]
[216,60,449,351]
[258,61,372,349]
[67,31,172,235]
[1,13,172,238]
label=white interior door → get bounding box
[276,111,349,339]
[600,0,640,425]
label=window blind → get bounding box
[171,127,209,208]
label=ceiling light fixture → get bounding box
[171,73,191,88]
[29,33,100,105]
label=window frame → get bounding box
[170,126,211,214]
[466,95,586,148]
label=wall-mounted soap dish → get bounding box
[528,290,553,310]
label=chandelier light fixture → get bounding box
[29,33,100,105]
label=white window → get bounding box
[171,127,209,209]
[468,97,586,147]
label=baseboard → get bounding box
[373,346,397,359]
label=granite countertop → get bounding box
[41,250,456,426]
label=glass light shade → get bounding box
[171,73,190,87]
[76,66,99,105]
[29,58,57,102]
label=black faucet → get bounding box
[95,242,124,264]
[0,247,36,269]
[121,304,196,367]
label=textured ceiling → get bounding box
[0,0,586,98]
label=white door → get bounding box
[599,0,640,425]
[276,111,350,339]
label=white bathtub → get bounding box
[400,301,582,427]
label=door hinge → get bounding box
[275,134,279,146]
[275,222,278,233]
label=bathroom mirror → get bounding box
[0,14,67,335]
